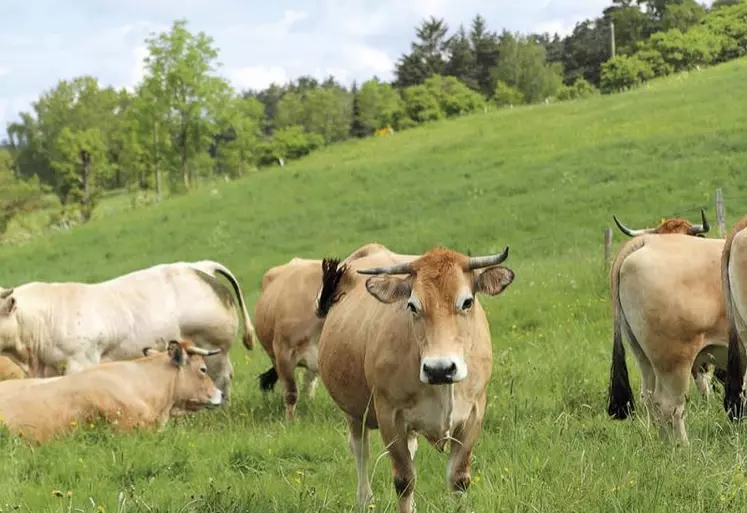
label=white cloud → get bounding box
[0,67,9,77]
[229,65,289,90]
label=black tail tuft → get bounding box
[724,326,745,422]
[259,366,279,392]
[714,366,728,387]
[316,258,346,318]
[607,323,635,420]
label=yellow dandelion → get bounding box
[97,506,105,513]
[51,489,63,498]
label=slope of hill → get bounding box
[2,59,747,512]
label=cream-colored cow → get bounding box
[0,260,254,401]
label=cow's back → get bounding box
[254,259,323,359]
[619,235,727,346]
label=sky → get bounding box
[0,0,626,135]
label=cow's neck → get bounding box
[134,357,180,417]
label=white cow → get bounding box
[0,260,255,401]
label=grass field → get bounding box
[3,59,747,512]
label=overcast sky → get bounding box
[0,0,639,135]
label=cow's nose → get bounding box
[420,356,467,385]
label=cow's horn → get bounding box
[0,288,14,300]
[185,346,221,357]
[612,215,649,237]
[357,261,414,275]
[689,208,710,235]
[466,246,509,271]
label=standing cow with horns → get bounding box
[609,208,727,402]
[315,246,515,513]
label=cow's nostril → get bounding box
[447,362,457,375]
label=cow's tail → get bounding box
[194,260,256,351]
[607,238,645,420]
[722,225,747,421]
[316,258,347,318]
[259,366,279,392]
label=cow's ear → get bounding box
[168,341,186,367]
[365,276,412,304]
[474,266,514,296]
[0,296,16,316]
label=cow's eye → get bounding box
[407,301,418,314]
[200,366,207,374]
[461,297,474,311]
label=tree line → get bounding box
[1,0,746,237]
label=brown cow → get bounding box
[612,209,727,397]
[0,339,222,445]
[254,242,418,420]
[315,246,514,512]
[607,232,728,443]
[0,356,24,381]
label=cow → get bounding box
[607,232,728,443]
[0,356,24,381]
[0,260,254,402]
[254,242,418,420]
[719,214,747,421]
[0,339,222,445]
[314,246,515,512]
[612,209,727,397]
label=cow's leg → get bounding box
[274,340,299,421]
[692,363,713,401]
[407,432,418,461]
[652,364,691,444]
[302,368,319,400]
[445,394,485,494]
[626,336,657,419]
[346,415,373,507]
[377,400,416,513]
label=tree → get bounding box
[140,18,233,192]
[0,148,48,236]
[349,82,367,138]
[659,0,708,32]
[492,32,564,103]
[395,17,451,87]
[356,79,408,134]
[212,95,266,177]
[470,15,502,97]
[444,25,478,90]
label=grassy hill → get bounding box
[3,59,747,512]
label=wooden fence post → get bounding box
[604,227,613,269]
[716,188,726,237]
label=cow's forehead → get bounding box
[411,249,470,299]
[655,219,693,234]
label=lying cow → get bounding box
[0,260,254,402]
[0,356,24,381]
[0,339,222,445]
[254,242,418,420]
[315,246,514,512]
[612,209,727,398]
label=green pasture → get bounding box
[3,59,747,512]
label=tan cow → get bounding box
[0,356,24,381]
[612,209,727,397]
[254,242,418,420]
[0,260,254,401]
[0,339,221,445]
[315,246,514,512]
[719,214,747,420]
[607,232,728,443]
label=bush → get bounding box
[492,81,525,107]
[555,78,598,101]
[600,55,654,94]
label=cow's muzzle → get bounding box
[420,355,467,385]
